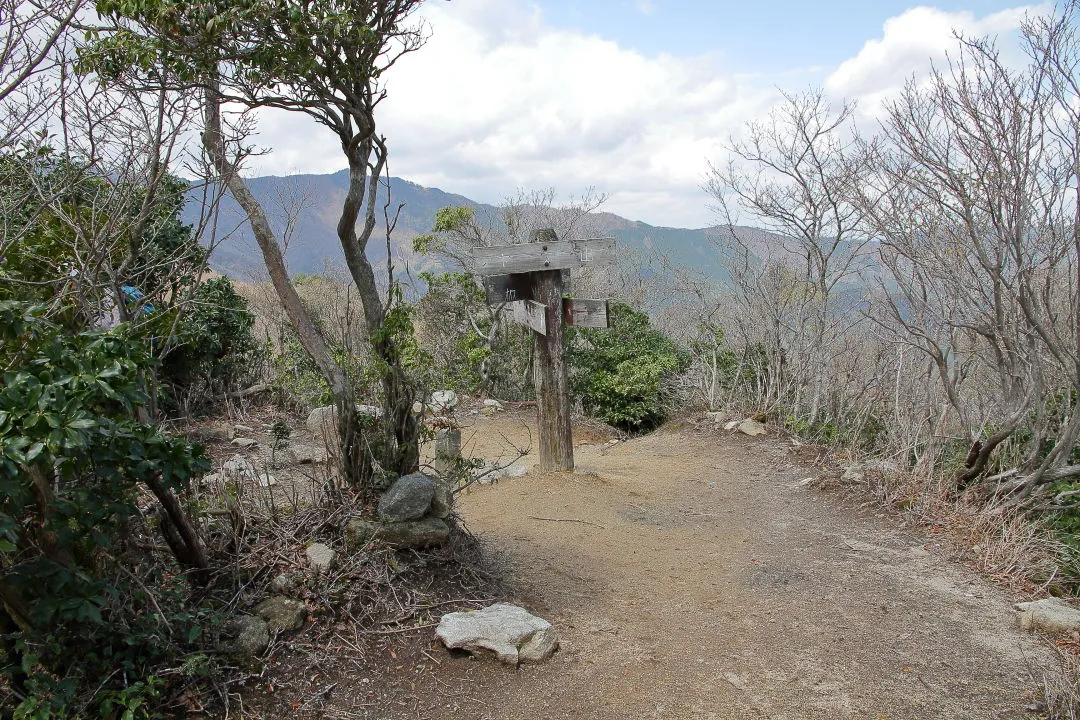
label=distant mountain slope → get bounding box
[183,171,761,281]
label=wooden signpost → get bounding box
[471,229,614,472]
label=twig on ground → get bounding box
[527,515,606,529]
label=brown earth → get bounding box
[235,408,1054,719]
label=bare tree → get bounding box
[860,3,1080,502]
[705,90,875,435]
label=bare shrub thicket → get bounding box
[699,5,1080,514]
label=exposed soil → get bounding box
[235,408,1054,720]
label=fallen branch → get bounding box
[527,515,606,529]
[225,383,270,399]
[357,622,439,635]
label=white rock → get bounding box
[436,603,558,664]
[234,424,256,434]
[841,467,865,483]
[258,474,277,488]
[307,405,382,443]
[1015,598,1080,634]
[430,390,458,412]
[723,420,741,431]
[483,399,504,410]
[223,454,256,475]
[231,437,258,448]
[305,543,335,573]
[737,419,766,437]
[478,465,528,484]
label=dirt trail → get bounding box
[420,412,1047,720]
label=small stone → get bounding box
[227,615,269,656]
[258,474,278,487]
[841,467,865,483]
[193,425,232,443]
[255,595,306,632]
[231,437,258,448]
[723,420,740,431]
[268,574,296,595]
[436,603,558,665]
[305,543,335,573]
[412,401,424,414]
[737,419,766,437]
[234,424,255,434]
[483,399,504,410]
[378,473,437,522]
[1015,598,1080,633]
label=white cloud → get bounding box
[826,4,1045,117]
[245,1,1049,229]
[636,1,655,16]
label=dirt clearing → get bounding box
[248,410,1052,719]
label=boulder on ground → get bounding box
[1015,598,1080,633]
[737,419,767,437]
[430,390,458,413]
[378,473,436,522]
[436,603,558,665]
[226,615,269,656]
[223,454,256,475]
[346,516,450,550]
[306,405,383,444]
[255,595,306,632]
[483,399,504,410]
[305,542,335,573]
[430,479,454,519]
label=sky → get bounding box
[247,0,1047,229]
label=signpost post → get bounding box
[470,228,614,472]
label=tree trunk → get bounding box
[532,263,574,472]
[201,79,365,488]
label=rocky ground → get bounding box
[214,405,1062,720]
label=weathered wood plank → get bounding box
[531,271,574,472]
[563,298,610,329]
[483,273,534,305]
[511,299,547,336]
[470,237,616,276]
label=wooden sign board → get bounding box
[511,299,547,335]
[471,237,616,276]
[483,273,533,305]
[563,298,610,329]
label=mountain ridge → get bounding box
[183,171,744,280]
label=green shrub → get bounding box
[567,301,687,432]
[159,276,259,411]
[0,302,211,718]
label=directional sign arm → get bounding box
[470,238,616,276]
